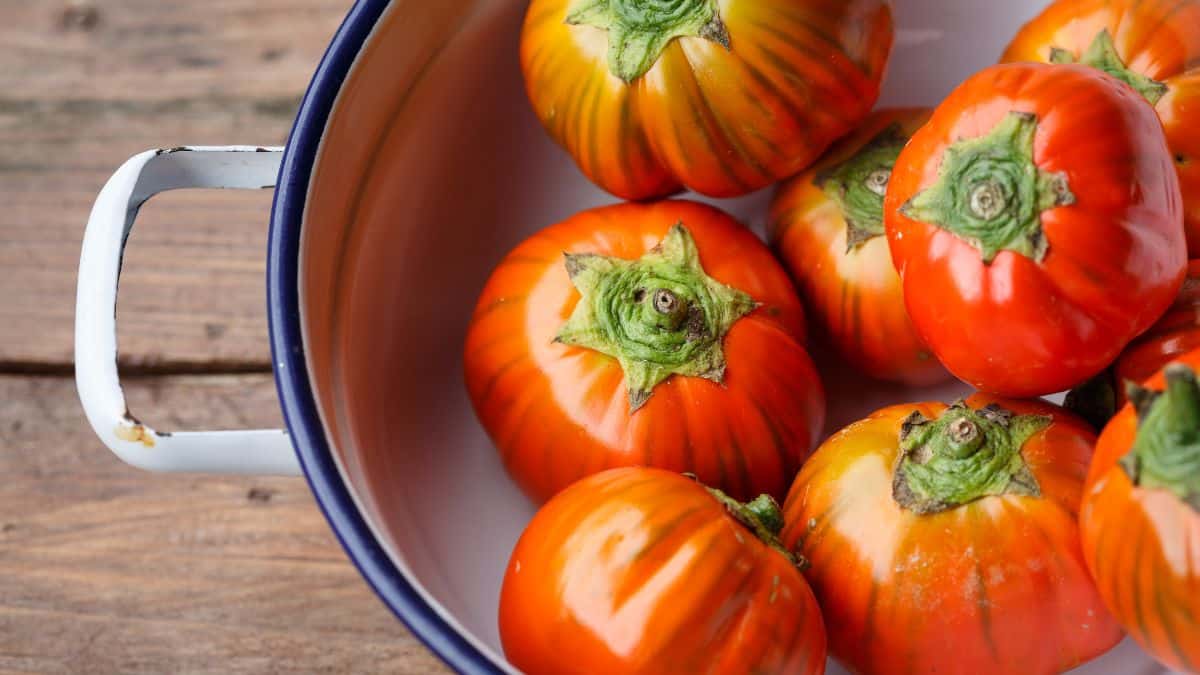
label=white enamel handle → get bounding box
[75,146,300,475]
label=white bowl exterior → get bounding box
[297,0,1177,672]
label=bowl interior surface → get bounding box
[299,1,1169,672]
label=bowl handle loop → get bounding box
[74,146,300,475]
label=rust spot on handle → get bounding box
[114,420,155,448]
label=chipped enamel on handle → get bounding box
[75,146,300,475]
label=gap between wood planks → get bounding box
[0,362,273,376]
[0,0,349,372]
[0,373,450,674]
[0,3,447,671]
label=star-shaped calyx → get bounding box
[900,111,1074,264]
[815,123,908,252]
[892,402,1050,515]
[555,223,757,412]
[565,0,730,83]
[1050,30,1168,106]
[1122,364,1200,512]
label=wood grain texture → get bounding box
[0,374,451,674]
[0,0,349,369]
[0,2,456,670]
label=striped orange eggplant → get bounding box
[1081,351,1200,674]
[1002,0,1200,255]
[500,467,827,674]
[464,200,824,504]
[769,107,950,386]
[781,394,1123,675]
[519,0,894,200]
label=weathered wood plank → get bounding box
[0,0,349,369]
[0,374,450,674]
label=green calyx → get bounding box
[1050,29,1168,106]
[566,0,729,82]
[893,402,1050,514]
[816,124,909,252]
[556,223,757,413]
[703,483,805,569]
[900,111,1074,264]
[1122,364,1200,511]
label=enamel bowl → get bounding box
[74,0,1178,672]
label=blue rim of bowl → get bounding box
[266,2,503,673]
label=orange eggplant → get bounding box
[884,63,1185,397]
[464,200,824,503]
[781,395,1123,674]
[770,107,949,386]
[519,0,894,200]
[500,467,827,675]
[1003,0,1200,255]
[1081,351,1200,673]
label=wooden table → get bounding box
[0,1,449,671]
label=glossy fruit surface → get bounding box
[1002,0,1200,255]
[500,467,827,675]
[781,394,1123,675]
[465,200,824,503]
[885,62,1186,397]
[1081,352,1200,673]
[1118,260,1200,392]
[770,107,948,386]
[1067,260,1200,428]
[519,0,894,199]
